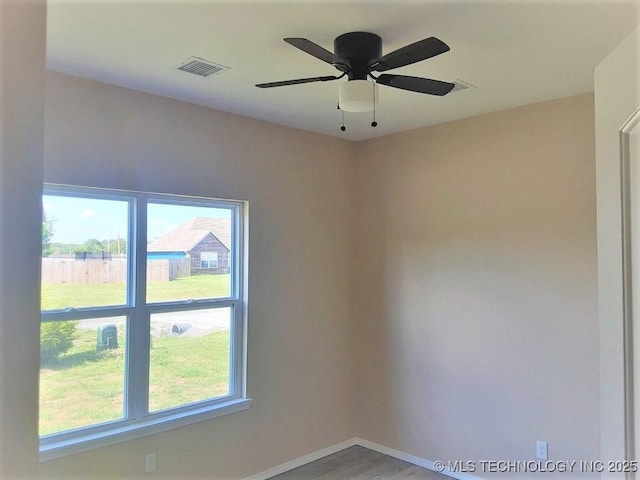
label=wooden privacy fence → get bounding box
[41,258,191,284]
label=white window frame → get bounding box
[200,251,219,269]
[39,184,250,461]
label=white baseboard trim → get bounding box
[242,438,358,480]
[355,438,484,480]
[243,437,484,480]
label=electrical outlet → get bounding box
[145,452,156,474]
[536,441,548,460]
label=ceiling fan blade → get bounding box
[376,74,455,96]
[370,37,450,72]
[255,75,342,88]
[284,38,349,69]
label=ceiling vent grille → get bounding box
[177,57,229,77]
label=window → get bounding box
[40,185,249,459]
[200,251,219,269]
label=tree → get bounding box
[79,238,105,253]
[73,238,106,253]
[42,215,56,257]
[107,237,126,255]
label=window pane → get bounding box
[149,308,231,412]
[200,251,218,269]
[41,194,129,310]
[39,316,127,436]
[146,203,233,303]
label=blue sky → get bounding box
[43,195,230,244]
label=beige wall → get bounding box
[41,72,356,479]
[20,72,598,479]
[353,94,599,476]
[0,1,46,478]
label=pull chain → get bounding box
[371,82,378,128]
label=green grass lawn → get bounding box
[149,331,230,412]
[39,326,230,436]
[41,274,231,310]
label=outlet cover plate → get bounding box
[145,452,156,474]
[536,441,548,460]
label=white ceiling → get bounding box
[46,0,638,141]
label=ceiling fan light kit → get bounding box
[256,31,455,131]
[338,80,377,112]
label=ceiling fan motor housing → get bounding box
[334,32,382,80]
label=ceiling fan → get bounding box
[256,32,455,117]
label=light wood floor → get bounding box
[268,445,449,480]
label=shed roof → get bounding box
[147,217,231,252]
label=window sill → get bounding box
[39,397,252,462]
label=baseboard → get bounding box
[355,438,484,480]
[242,438,358,480]
[242,437,484,480]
